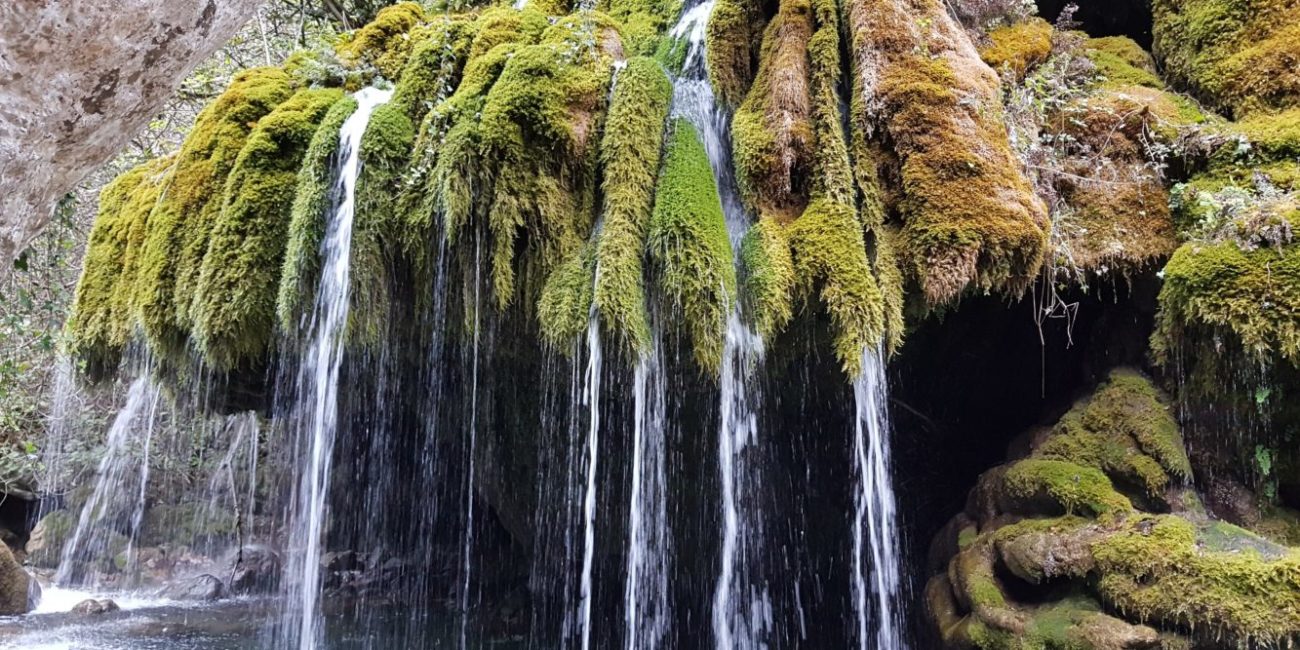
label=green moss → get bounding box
[1094,515,1300,644]
[1083,370,1192,481]
[606,0,675,56]
[192,88,345,371]
[740,216,795,340]
[539,242,597,346]
[1235,108,1300,159]
[337,2,427,79]
[67,157,171,371]
[1152,0,1300,116]
[732,0,814,217]
[872,226,906,355]
[706,0,761,108]
[648,119,736,373]
[468,7,549,61]
[276,97,359,335]
[1085,36,1163,89]
[979,18,1053,79]
[1004,459,1134,518]
[846,1,1049,304]
[135,67,295,360]
[788,200,884,375]
[592,57,672,354]
[1154,240,1300,363]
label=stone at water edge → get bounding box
[158,573,225,601]
[24,510,74,569]
[0,542,33,614]
[224,545,281,595]
[71,598,120,615]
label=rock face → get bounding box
[0,543,33,615]
[928,370,1300,648]
[0,0,262,274]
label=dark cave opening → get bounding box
[1035,0,1155,49]
[889,273,1161,637]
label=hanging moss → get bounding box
[649,119,736,373]
[592,56,673,354]
[67,157,171,372]
[805,0,853,205]
[192,88,345,371]
[337,2,427,80]
[1152,0,1300,116]
[538,242,597,346]
[706,0,763,108]
[606,0,676,55]
[1153,240,1300,364]
[872,226,906,355]
[276,97,359,335]
[740,216,794,340]
[731,0,814,217]
[979,18,1053,80]
[788,200,884,375]
[845,0,1048,305]
[135,67,295,360]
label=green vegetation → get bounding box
[979,18,1053,79]
[649,120,735,373]
[337,2,427,79]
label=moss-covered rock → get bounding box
[928,368,1300,648]
[979,18,1053,80]
[1152,0,1300,116]
[845,0,1049,305]
[337,2,427,80]
[591,56,673,354]
[706,0,764,108]
[192,88,345,371]
[649,119,736,373]
[134,67,295,361]
[67,156,172,372]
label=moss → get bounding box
[1054,173,1177,276]
[872,225,906,355]
[1235,108,1300,160]
[1152,0,1300,116]
[1085,37,1163,89]
[539,242,597,346]
[192,88,345,371]
[135,67,295,360]
[67,157,171,370]
[337,2,427,79]
[740,216,795,340]
[468,7,549,61]
[648,119,736,373]
[732,0,814,217]
[1004,459,1134,518]
[846,0,1049,304]
[1154,240,1300,363]
[607,0,675,56]
[788,200,885,375]
[1094,515,1300,644]
[979,18,1053,79]
[276,96,359,335]
[592,57,673,354]
[1083,370,1192,481]
[706,0,762,108]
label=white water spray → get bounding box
[576,311,602,650]
[280,85,392,650]
[852,347,906,650]
[624,343,670,650]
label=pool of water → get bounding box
[0,596,525,650]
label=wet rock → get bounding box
[225,545,280,595]
[24,510,75,568]
[321,550,359,572]
[158,573,225,601]
[71,598,120,615]
[26,575,40,612]
[0,542,32,614]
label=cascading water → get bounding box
[55,373,162,588]
[623,338,670,650]
[851,348,907,649]
[277,85,393,650]
[576,310,601,650]
[667,4,772,646]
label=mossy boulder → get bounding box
[26,509,76,568]
[337,2,427,80]
[928,369,1300,648]
[979,18,1053,80]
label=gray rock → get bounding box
[71,598,119,615]
[224,545,280,595]
[158,573,224,601]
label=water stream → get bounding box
[276,86,393,650]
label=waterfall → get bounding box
[667,3,771,646]
[624,340,670,649]
[851,348,907,649]
[278,85,393,650]
[576,311,601,650]
[55,373,162,587]
[458,232,484,650]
